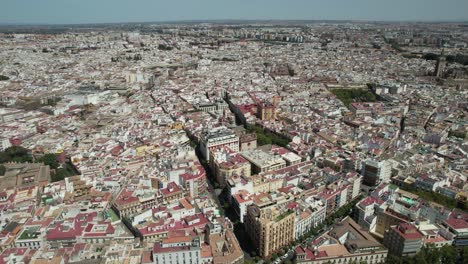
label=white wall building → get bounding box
[200,127,239,160]
[153,237,201,264]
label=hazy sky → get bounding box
[1,0,468,24]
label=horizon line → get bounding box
[1,18,468,27]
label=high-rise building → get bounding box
[375,208,410,237]
[383,223,423,257]
[245,204,295,258]
[257,102,277,121]
[361,159,392,186]
[200,127,239,160]
[434,55,447,78]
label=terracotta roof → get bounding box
[162,236,192,244]
[445,217,468,229]
[391,223,423,240]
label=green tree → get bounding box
[400,185,466,210]
[51,163,77,182]
[246,124,290,147]
[386,245,460,264]
[386,254,402,264]
[51,171,65,182]
[257,134,272,146]
[439,245,457,264]
[413,251,429,264]
[330,88,376,108]
[421,245,441,264]
[37,154,59,169]
[0,146,32,163]
[0,165,5,176]
[462,247,468,264]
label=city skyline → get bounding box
[1,0,468,25]
[1,2,468,263]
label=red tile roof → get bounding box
[445,212,468,229]
[114,189,139,206]
[138,213,208,236]
[392,223,423,240]
[160,182,182,196]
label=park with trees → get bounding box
[330,88,377,108]
[0,146,77,182]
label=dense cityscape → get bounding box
[0,21,467,264]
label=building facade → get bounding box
[153,236,201,264]
[383,223,423,257]
[200,127,239,160]
[245,204,295,258]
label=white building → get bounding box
[153,237,201,264]
[294,198,326,240]
[200,126,239,160]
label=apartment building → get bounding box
[241,149,286,174]
[245,204,295,258]
[153,236,201,264]
[200,127,239,160]
[383,223,423,257]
